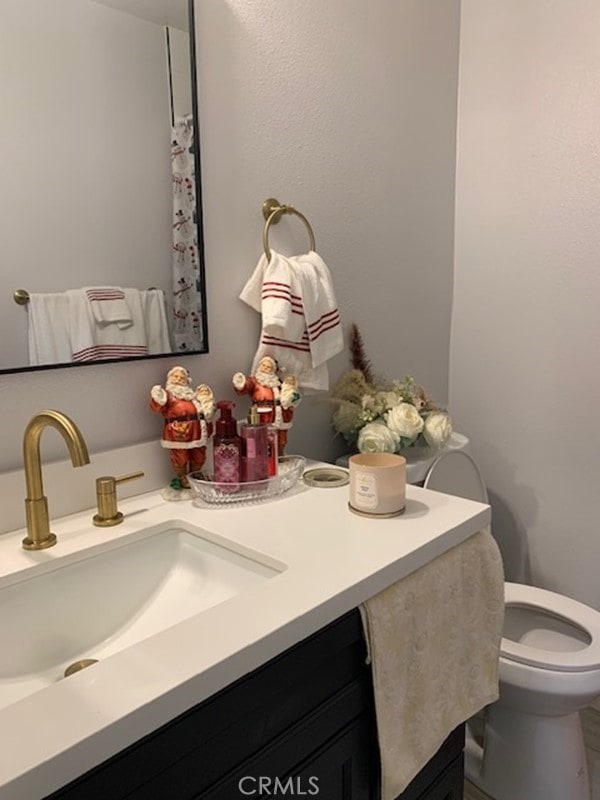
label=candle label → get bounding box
[355,471,377,509]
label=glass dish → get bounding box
[188,455,306,505]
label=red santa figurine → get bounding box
[149,365,215,489]
[232,356,301,456]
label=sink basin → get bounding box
[0,521,284,710]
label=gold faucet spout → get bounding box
[22,410,90,550]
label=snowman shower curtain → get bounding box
[171,117,204,352]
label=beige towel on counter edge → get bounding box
[359,529,504,800]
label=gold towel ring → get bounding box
[262,197,316,260]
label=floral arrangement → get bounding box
[330,324,453,455]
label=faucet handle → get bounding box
[93,471,144,527]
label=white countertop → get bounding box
[0,465,490,799]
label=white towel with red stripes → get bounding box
[239,250,343,391]
[66,287,171,362]
[85,287,133,330]
[25,288,171,365]
[67,288,147,362]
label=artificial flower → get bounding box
[357,421,400,453]
[330,324,453,456]
[423,413,453,448]
[386,403,425,442]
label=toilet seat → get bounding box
[502,582,600,673]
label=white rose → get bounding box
[357,422,400,454]
[385,403,424,441]
[423,413,453,448]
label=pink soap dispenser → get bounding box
[240,405,269,482]
[213,401,241,488]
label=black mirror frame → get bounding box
[1,0,209,376]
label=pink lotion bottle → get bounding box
[213,401,241,488]
[240,405,269,482]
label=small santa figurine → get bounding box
[232,356,301,456]
[149,365,215,489]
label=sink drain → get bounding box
[64,658,99,677]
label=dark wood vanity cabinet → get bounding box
[46,611,464,800]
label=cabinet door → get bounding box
[395,727,464,800]
[415,755,464,800]
[292,715,378,800]
[119,671,375,800]
[197,712,377,800]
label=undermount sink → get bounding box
[0,521,284,710]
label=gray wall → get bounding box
[452,0,600,609]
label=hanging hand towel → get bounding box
[67,288,147,361]
[239,250,306,342]
[141,289,172,354]
[360,530,504,800]
[85,287,133,330]
[240,249,343,391]
[289,251,343,368]
[27,293,72,366]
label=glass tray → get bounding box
[188,455,306,505]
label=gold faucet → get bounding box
[22,410,90,550]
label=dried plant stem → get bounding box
[349,323,374,385]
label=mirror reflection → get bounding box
[1,0,208,373]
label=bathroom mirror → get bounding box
[0,0,208,374]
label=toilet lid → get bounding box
[502,582,600,672]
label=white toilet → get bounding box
[424,450,600,800]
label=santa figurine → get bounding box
[149,365,215,492]
[232,356,301,456]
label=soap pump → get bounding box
[213,401,241,486]
[240,405,269,482]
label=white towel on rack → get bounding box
[290,251,343,367]
[27,293,72,366]
[141,289,172,354]
[240,249,343,391]
[238,251,305,342]
[67,288,147,362]
[85,287,133,330]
